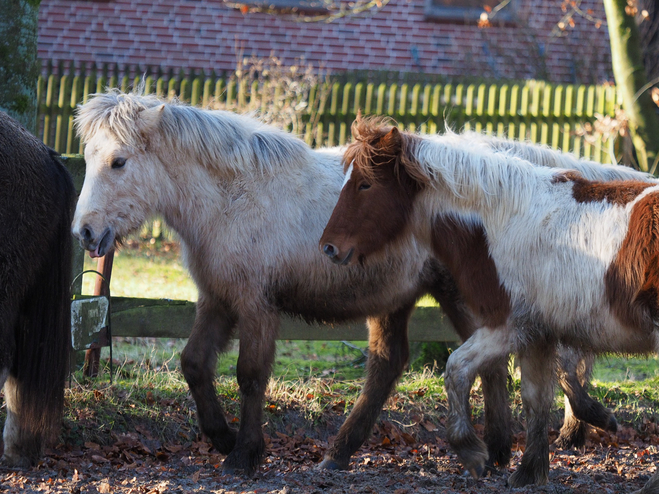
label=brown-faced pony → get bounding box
[321,116,659,489]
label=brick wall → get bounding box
[38,0,613,84]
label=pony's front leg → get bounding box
[222,309,279,475]
[445,327,513,478]
[480,356,512,470]
[320,302,415,470]
[508,342,556,488]
[554,346,616,449]
[181,297,237,455]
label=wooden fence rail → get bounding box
[41,62,620,164]
[63,156,458,347]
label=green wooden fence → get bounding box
[38,62,621,164]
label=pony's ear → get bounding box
[138,104,165,136]
[351,111,365,141]
[378,126,402,155]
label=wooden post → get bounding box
[82,251,114,377]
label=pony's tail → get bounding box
[12,151,74,454]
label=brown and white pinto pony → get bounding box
[320,118,659,488]
[73,90,618,476]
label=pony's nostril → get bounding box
[323,243,337,258]
[81,224,94,242]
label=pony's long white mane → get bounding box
[454,130,653,183]
[75,89,313,176]
[410,130,655,212]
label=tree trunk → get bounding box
[0,0,41,134]
[604,0,659,173]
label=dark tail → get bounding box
[13,151,74,450]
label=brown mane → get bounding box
[344,115,429,186]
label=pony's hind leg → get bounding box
[554,346,616,449]
[320,302,415,470]
[222,307,279,475]
[181,297,238,455]
[445,326,513,478]
[508,342,556,488]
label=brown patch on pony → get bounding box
[553,171,653,206]
[431,215,511,328]
[605,191,659,331]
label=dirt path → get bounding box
[2,431,656,493]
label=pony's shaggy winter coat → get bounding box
[320,117,659,488]
[0,111,74,466]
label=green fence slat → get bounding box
[167,77,177,98]
[487,84,497,117]
[353,82,364,114]
[202,78,212,107]
[365,83,374,114]
[66,75,81,154]
[476,84,486,117]
[55,75,69,153]
[509,84,519,116]
[410,84,421,117]
[214,78,225,102]
[399,83,408,117]
[374,83,385,115]
[387,83,397,116]
[342,82,352,116]
[191,78,202,106]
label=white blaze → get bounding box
[341,163,354,190]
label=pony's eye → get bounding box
[111,157,127,169]
[358,183,371,191]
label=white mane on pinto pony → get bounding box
[74,89,312,177]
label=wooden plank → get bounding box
[109,297,459,342]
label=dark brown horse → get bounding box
[0,111,74,466]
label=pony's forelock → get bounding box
[75,88,166,148]
[344,116,428,186]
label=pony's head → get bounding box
[320,116,427,265]
[72,91,178,257]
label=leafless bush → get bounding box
[209,55,332,146]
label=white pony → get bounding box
[73,91,624,475]
[320,117,659,488]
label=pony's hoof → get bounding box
[221,440,265,477]
[554,418,587,450]
[210,429,237,455]
[450,434,488,478]
[318,457,349,470]
[486,439,512,468]
[508,467,548,488]
[554,429,585,450]
[1,453,34,469]
[606,414,618,433]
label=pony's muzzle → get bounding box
[73,224,114,258]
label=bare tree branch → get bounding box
[222,0,391,23]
